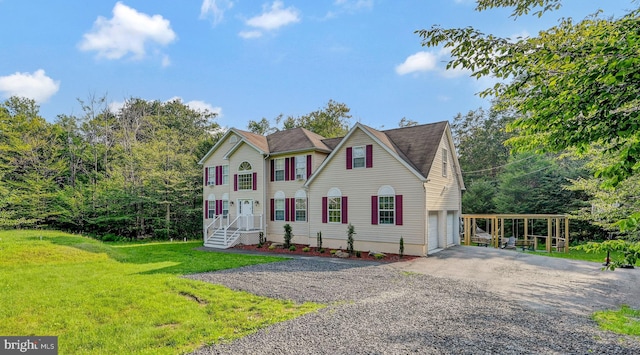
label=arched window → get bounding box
[237,161,253,190]
[377,186,395,225]
[295,190,307,222]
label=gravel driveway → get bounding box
[187,246,640,354]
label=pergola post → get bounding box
[564,217,570,253]
[546,218,552,253]
[524,217,529,246]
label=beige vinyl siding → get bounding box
[202,134,239,221]
[265,152,328,241]
[308,128,426,246]
[425,132,461,211]
[227,143,265,217]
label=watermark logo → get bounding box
[1,336,57,354]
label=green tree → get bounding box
[417,0,640,188]
[281,99,352,138]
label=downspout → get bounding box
[423,180,429,256]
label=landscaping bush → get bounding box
[268,244,276,250]
[399,236,404,258]
[317,231,323,252]
[302,247,310,252]
[258,232,266,247]
[355,250,361,258]
[289,245,296,251]
[374,253,385,260]
[319,248,325,253]
[283,224,293,248]
[330,250,337,255]
[347,223,356,255]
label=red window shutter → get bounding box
[371,195,378,225]
[342,196,348,224]
[284,158,290,181]
[204,167,209,186]
[204,200,208,218]
[306,154,312,178]
[217,166,222,185]
[252,172,257,190]
[270,159,275,181]
[234,174,238,191]
[322,197,328,223]
[290,198,296,221]
[346,147,353,169]
[366,144,373,168]
[395,195,403,225]
[217,200,222,215]
[290,158,295,180]
[270,199,275,221]
[285,198,290,221]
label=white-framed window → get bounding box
[207,194,216,219]
[327,188,342,223]
[352,146,365,168]
[295,190,306,222]
[207,167,215,186]
[222,165,229,185]
[238,161,253,190]
[295,156,306,180]
[442,148,448,177]
[274,191,285,221]
[222,200,229,217]
[379,196,395,224]
[274,158,285,181]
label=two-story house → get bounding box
[198,121,465,256]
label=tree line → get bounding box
[0,96,218,240]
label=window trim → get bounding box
[207,167,216,186]
[295,156,306,180]
[274,198,285,221]
[378,195,395,225]
[352,146,365,169]
[222,165,229,185]
[274,158,285,181]
[328,196,342,223]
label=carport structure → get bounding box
[462,214,569,253]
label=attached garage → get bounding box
[428,212,439,251]
[447,212,455,246]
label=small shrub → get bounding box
[316,231,323,251]
[346,223,356,255]
[283,224,293,248]
[330,249,337,255]
[302,247,310,252]
[268,244,276,250]
[289,245,296,251]
[319,248,325,253]
[399,236,404,258]
[374,253,385,260]
[258,232,266,245]
[355,250,361,258]
[257,242,263,248]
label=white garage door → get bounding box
[428,212,439,251]
[447,212,455,246]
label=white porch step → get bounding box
[204,229,240,249]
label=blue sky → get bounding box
[0,0,633,130]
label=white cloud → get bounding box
[238,30,263,39]
[108,100,125,113]
[161,55,171,67]
[78,2,176,60]
[200,0,234,26]
[0,69,60,103]
[167,96,222,116]
[240,1,300,38]
[395,51,438,75]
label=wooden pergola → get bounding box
[462,214,569,253]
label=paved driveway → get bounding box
[390,246,640,315]
[189,246,640,354]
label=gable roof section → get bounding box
[198,127,331,164]
[382,121,448,178]
[198,128,268,165]
[267,127,331,155]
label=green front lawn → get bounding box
[0,230,322,354]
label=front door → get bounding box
[238,199,253,230]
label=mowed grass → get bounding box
[0,230,323,354]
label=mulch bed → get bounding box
[233,242,419,263]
